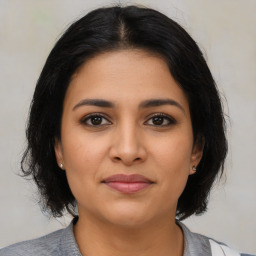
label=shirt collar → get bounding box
[58,217,211,256]
[58,216,82,256]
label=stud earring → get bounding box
[192,165,197,171]
[60,163,63,169]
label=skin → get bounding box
[55,49,203,256]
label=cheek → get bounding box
[149,132,193,197]
[62,130,107,166]
[61,132,109,192]
[151,131,193,169]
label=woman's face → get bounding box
[55,49,203,227]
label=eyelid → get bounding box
[80,112,112,126]
[80,112,176,127]
[144,113,176,126]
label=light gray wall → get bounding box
[0,0,255,254]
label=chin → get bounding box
[107,214,151,229]
[99,202,157,228]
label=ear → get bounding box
[190,135,204,175]
[54,138,64,169]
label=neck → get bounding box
[73,212,184,256]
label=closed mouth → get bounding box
[102,174,154,194]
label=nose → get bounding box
[109,123,147,166]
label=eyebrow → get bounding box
[73,99,114,111]
[139,99,185,113]
[73,98,185,113]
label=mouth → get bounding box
[102,174,155,194]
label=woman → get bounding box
[0,5,254,256]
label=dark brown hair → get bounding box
[22,5,227,220]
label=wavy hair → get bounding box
[22,5,228,220]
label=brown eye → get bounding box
[152,116,164,125]
[81,114,111,126]
[145,114,176,126]
[91,116,103,125]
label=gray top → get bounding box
[0,217,254,256]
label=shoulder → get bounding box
[0,228,64,256]
[178,221,255,256]
[0,218,81,256]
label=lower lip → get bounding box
[104,182,152,194]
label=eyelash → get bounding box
[80,113,111,126]
[145,113,176,126]
[80,113,176,127]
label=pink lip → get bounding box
[102,174,154,194]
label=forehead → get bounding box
[65,49,189,111]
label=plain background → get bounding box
[0,0,255,254]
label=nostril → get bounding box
[113,156,141,163]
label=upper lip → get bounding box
[102,174,154,183]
